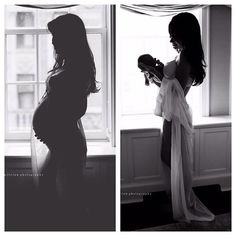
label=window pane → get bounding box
[5,5,108,139]
[5,5,105,29]
[37,10,69,28]
[69,5,105,27]
[83,34,104,132]
[5,5,36,28]
[17,74,35,82]
[6,35,36,82]
[87,34,102,83]
[16,35,35,48]
[6,84,36,132]
[82,105,103,130]
[186,86,201,117]
[16,12,34,27]
[38,5,106,28]
[38,35,54,82]
[39,84,46,99]
[120,10,176,115]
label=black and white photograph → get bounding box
[119,4,231,231]
[4,4,116,231]
[2,1,234,234]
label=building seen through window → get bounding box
[16,12,34,27]
[16,12,35,49]
[5,5,110,140]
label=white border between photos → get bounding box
[0,0,235,235]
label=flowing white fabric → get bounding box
[31,127,49,186]
[154,60,215,222]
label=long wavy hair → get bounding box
[169,12,206,86]
[47,13,99,94]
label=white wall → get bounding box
[209,5,231,115]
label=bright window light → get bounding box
[5,5,112,141]
[119,8,202,119]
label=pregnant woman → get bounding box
[31,13,99,227]
[138,12,215,222]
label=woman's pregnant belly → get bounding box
[33,97,52,144]
[32,96,86,151]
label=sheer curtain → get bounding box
[31,128,49,186]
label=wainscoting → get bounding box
[121,116,231,203]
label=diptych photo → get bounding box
[3,3,232,232]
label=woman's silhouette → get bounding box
[31,13,99,227]
[139,12,215,222]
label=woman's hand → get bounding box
[143,71,154,84]
[139,63,164,83]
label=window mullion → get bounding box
[5,28,105,35]
[109,5,116,146]
[5,34,9,139]
[5,28,49,35]
[102,29,108,139]
[6,81,38,85]
[36,34,40,104]
[201,7,210,116]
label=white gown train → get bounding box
[154,60,215,222]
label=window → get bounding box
[5,5,114,141]
[16,12,34,27]
[16,12,35,48]
[17,74,35,110]
[17,34,35,48]
[119,8,204,119]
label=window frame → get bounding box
[201,6,210,116]
[118,7,210,119]
[4,5,114,142]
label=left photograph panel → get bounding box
[5,4,116,231]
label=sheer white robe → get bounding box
[31,128,49,186]
[154,60,215,222]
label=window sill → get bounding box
[121,114,231,131]
[5,141,115,159]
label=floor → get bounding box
[141,213,231,231]
[5,159,231,231]
[121,185,231,231]
[5,162,115,231]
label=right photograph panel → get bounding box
[119,4,231,231]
